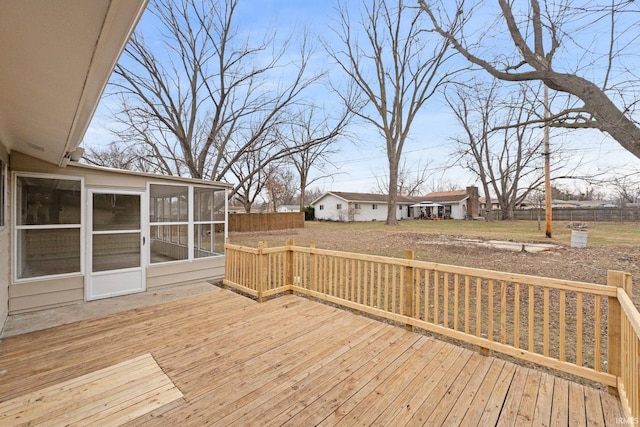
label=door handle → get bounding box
[142,236,146,245]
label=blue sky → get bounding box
[85,0,639,198]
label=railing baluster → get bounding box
[528,284,534,352]
[404,250,414,329]
[376,263,382,309]
[434,272,440,325]
[476,278,482,338]
[384,264,390,312]
[500,281,506,344]
[397,264,403,315]
[594,294,601,371]
[415,269,421,321]
[425,270,431,323]
[443,272,449,328]
[370,262,375,308]
[544,287,550,357]
[560,290,566,361]
[576,292,583,366]
[488,279,494,342]
[351,259,356,302]
[454,274,459,331]
[514,282,520,349]
[465,276,470,335]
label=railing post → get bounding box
[286,239,295,294]
[607,270,626,395]
[309,242,317,297]
[405,250,415,332]
[257,241,267,303]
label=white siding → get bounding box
[314,194,350,221]
[314,193,413,222]
[351,203,388,222]
[398,204,412,220]
[451,203,465,220]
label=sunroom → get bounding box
[9,152,229,314]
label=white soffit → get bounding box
[0,0,147,166]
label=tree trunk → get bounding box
[386,156,400,226]
[482,184,493,222]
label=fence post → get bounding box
[309,242,317,297]
[257,241,267,303]
[286,239,295,294]
[405,250,415,332]
[607,270,626,395]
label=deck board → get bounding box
[0,353,182,426]
[0,289,625,426]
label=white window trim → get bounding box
[13,171,85,283]
[148,181,226,266]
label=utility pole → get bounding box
[544,85,552,238]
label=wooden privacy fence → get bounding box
[227,212,304,232]
[491,207,640,222]
[224,240,640,420]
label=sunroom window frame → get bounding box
[148,182,227,265]
[13,172,85,283]
[193,186,227,259]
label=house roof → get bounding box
[0,0,148,166]
[420,190,469,204]
[312,191,420,205]
[70,161,232,188]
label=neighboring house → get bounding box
[411,187,480,220]
[277,205,301,213]
[311,192,417,222]
[0,1,229,330]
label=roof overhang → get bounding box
[0,0,148,166]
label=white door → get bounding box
[87,190,146,300]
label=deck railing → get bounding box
[224,240,639,420]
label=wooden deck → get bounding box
[0,288,625,426]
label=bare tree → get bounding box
[282,105,348,211]
[447,80,551,220]
[373,158,433,196]
[83,142,146,171]
[303,187,325,207]
[327,0,456,225]
[419,0,640,159]
[228,142,272,214]
[103,0,331,196]
[611,173,640,205]
[263,165,299,212]
[426,175,460,193]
